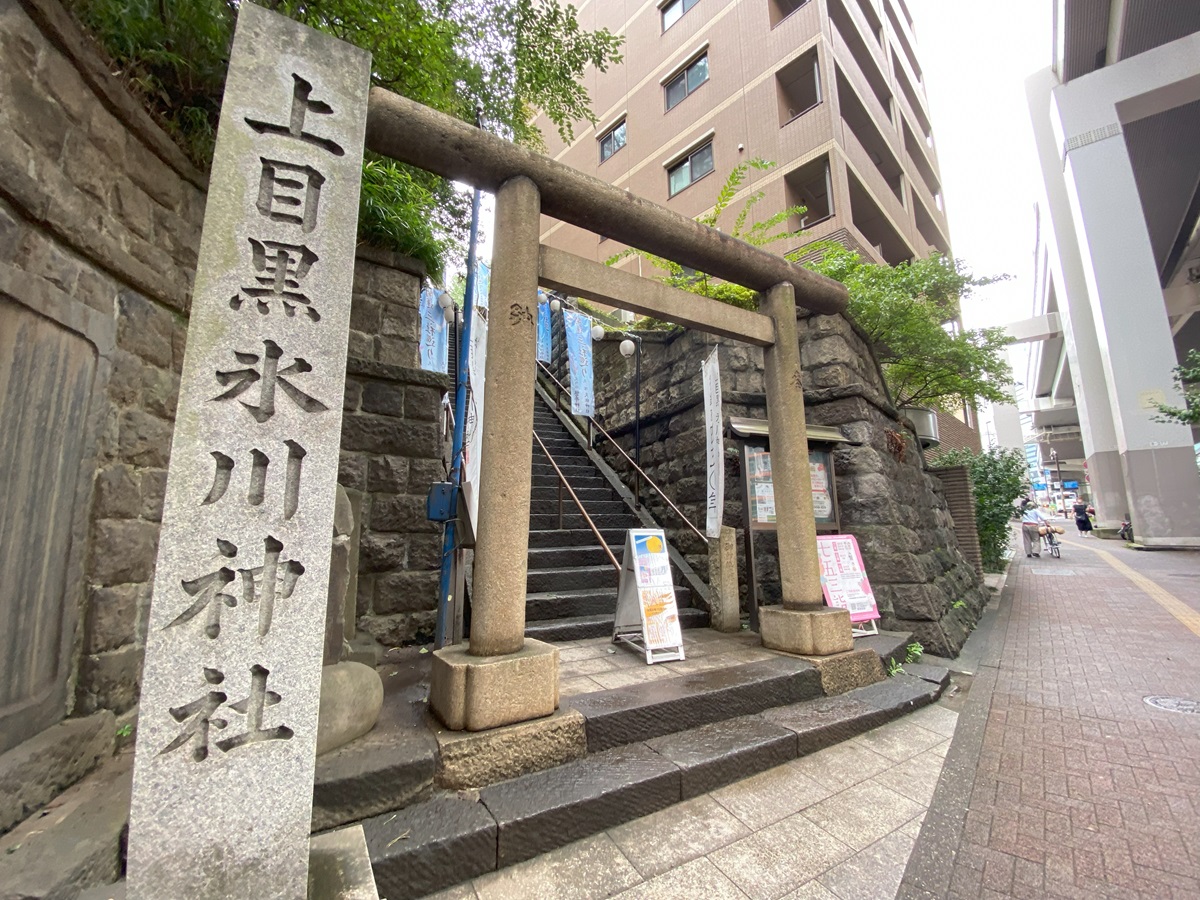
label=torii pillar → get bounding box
[758,283,853,655]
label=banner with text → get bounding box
[418,287,449,374]
[816,534,881,623]
[702,347,724,538]
[563,308,595,417]
[536,293,552,363]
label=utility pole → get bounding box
[1050,448,1064,517]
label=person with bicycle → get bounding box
[1020,499,1049,558]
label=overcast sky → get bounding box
[907,0,1054,331]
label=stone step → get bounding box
[530,463,599,479]
[529,485,616,504]
[524,587,618,621]
[362,674,944,898]
[527,528,628,548]
[528,512,641,531]
[532,439,588,454]
[525,564,619,593]
[527,544,623,569]
[529,499,628,518]
[525,584,695,622]
[566,657,824,752]
[531,473,608,490]
[523,605,707,642]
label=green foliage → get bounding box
[116,723,133,738]
[905,641,924,664]
[804,244,1015,411]
[933,447,1029,572]
[886,658,905,677]
[605,159,806,311]
[69,0,622,275]
[1152,349,1200,426]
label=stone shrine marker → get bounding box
[125,6,370,897]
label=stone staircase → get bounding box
[358,649,948,900]
[525,394,708,641]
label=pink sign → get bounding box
[816,534,881,623]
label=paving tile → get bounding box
[899,812,926,839]
[788,739,894,793]
[850,720,946,763]
[610,856,748,899]
[904,703,960,739]
[872,748,947,806]
[709,814,854,900]
[560,656,622,677]
[607,795,750,879]
[587,666,679,690]
[559,676,606,697]
[903,541,1200,900]
[802,781,925,851]
[423,885,480,900]
[817,830,916,900]
[778,882,841,900]
[710,760,833,830]
[473,834,642,900]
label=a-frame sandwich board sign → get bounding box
[613,529,686,664]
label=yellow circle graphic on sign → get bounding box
[646,536,663,553]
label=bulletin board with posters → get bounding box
[729,417,848,631]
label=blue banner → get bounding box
[536,295,552,363]
[563,309,595,417]
[475,260,491,309]
[418,287,449,373]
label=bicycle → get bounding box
[1117,513,1133,542]
[1041,528,1061,558]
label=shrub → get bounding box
[933,447,1027,572]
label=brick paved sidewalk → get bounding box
[902,532,1200,899]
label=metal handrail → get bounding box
[536,361,708,545]
[532,429,621,572]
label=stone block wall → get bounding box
[0,0,447,748]
[589,310,989,657]
[337,255,449,646]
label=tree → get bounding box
[1152,349,1200,426]
[603,160,1014,412]
[932,447,1028,572]
[804,244,1014,411]
[605,158,804,310]
[70,0,623,277]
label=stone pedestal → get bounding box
[429,640,559,732]
[759,607,853,656]
[708,527,741,633]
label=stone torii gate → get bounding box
[364,93,855,733]
[122,6,855,897]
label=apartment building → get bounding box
[1023,1,1200,544]
[536,0,951,270]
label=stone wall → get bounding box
[589,310,989,657]
[338,252,449,646]
[0,0,446,753]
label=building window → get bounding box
[599,119,626,163]
[667,141,714,196]
[662,0,700,31]
[665,54,709,111]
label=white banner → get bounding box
[462,306,488,533]
[702,346,724,538]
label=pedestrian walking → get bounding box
[1073,499,1093,536]
[1021,500,1048,557]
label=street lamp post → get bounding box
[619,335,642,468]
